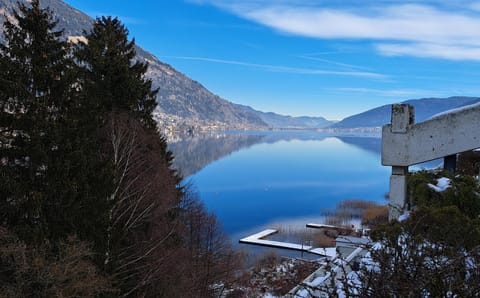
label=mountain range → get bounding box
[0,0,333,131]
[235,104,333,129]
[332,96,480,129]
[1,0,479,131]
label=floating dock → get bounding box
[240,229,313,251]
[239,229,336,258]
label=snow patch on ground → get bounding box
[428,102,480,120]
[428,177,451,192]
[398,211,410,222]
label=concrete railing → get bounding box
[382,103,480,220]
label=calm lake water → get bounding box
[169,131,395,243]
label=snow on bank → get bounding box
[428,102,480,120]
[428,177,451,192]
[398,211,410,222]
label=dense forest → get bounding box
[0,1,240,297]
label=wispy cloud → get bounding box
[85,11,146,25]
[162,55,387,79]
[295,54,370,71]
[190,1,480,61]
[335,87,445,98]
[377,43,480,61]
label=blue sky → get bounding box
[62,0,480,120]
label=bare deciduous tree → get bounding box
[178,189,242,297]
[0,227,115,297]
[102,113,182,296]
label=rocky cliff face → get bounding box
[0,0,268,131]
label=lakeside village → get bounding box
[153,109,382,141]
[218,104,480,298]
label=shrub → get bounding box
[362,205,388,227]
[458,150,480,176]
[408,171,480,219]
[0,228,115,297]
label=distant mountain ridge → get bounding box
[332,96,480,129]
[236,104,333,129]
[0,0,335,130]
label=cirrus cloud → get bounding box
[190,0,480,60]
[163,55,387,79]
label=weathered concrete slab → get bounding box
[382,103,480,166]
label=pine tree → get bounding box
[75,16,158,130]
[75,16,184,293]
[0,0,74,243]
[0,0,114,249]
[75,16,179,175]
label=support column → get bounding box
[444,154,457,174]
[389,166,408,221]
[385,104,414,221]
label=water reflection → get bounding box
[337,136,442,170]
[168,131,383,178]
[167,130,447,262]
[168,130,443,238]
[168,131,265,177]
[170,131,392,236]
[336,136,381,156]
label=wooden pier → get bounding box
[239,229,336,258]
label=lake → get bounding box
[169,130,395,244]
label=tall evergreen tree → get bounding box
[75,16,184,293]
[75,16,158,130]
[0,0,113,248]
[0,0,74,243]
[75,16,179,175]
